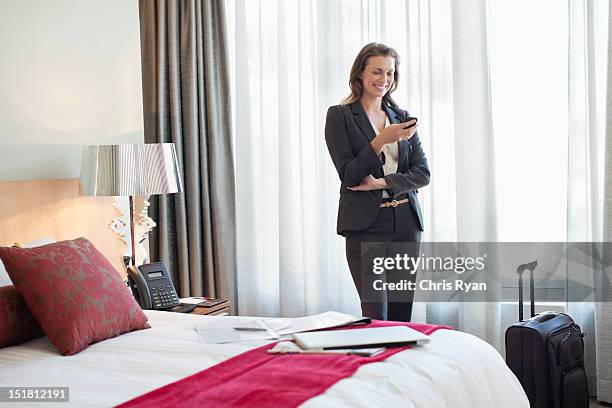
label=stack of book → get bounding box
[181,297,231,316]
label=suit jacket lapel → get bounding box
[382,103,400,124]
[350,101,376,142]
[382,103,408,166]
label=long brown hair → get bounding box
[341,42,400,107]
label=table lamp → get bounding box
[79,143,183,267]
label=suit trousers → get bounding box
[345,201,421,321]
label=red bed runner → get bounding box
[117,320,451,408]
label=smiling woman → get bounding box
[325,42,430,323]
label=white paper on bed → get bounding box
[269,311,367,335]
[195,317,290,343]
[194,311,366,344]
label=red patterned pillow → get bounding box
[0,285,44,347]
[0,238,150,355]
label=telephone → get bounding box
[127,262,181,310]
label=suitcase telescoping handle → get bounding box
[516,261,537,321]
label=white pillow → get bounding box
[0,238,56,286]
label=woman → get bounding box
[325,42,430,321]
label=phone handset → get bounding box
[127,265,153,309]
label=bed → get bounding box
[0,310,529,407]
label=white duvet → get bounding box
[0,311,528,407]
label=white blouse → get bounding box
[368,115,399,198]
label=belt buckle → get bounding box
[391,200,399,208]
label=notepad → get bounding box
[292,326,430,350]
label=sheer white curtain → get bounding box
[567,0,610,401]
[601,0,612,398]
[225,0,361,317]
[406,0,500,348]
[225,0,500,328]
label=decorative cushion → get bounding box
[0,238,57,286]
[0,237,150,355]
[0,285,44,347]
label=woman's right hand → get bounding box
[370,120,417,155]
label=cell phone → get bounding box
[403,116,418,129]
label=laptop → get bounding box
[292,326,430,350]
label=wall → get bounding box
[0,179,126,276]
[0,0,144,274]
[0,0,143,180]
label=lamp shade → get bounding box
[79,143,182,197]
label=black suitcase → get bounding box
[505,261,589,408]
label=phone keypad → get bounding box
[152,290,179,309]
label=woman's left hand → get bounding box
[348,175,388,191]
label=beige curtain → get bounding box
[138,0,236,304]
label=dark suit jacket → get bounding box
[325,100,430,236]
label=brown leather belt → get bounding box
[380,198,410,208]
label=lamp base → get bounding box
[109,196,154,269]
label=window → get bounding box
[490,0,568,242]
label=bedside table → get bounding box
[189,300,231,316]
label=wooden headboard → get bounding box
[0,179,126,276]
